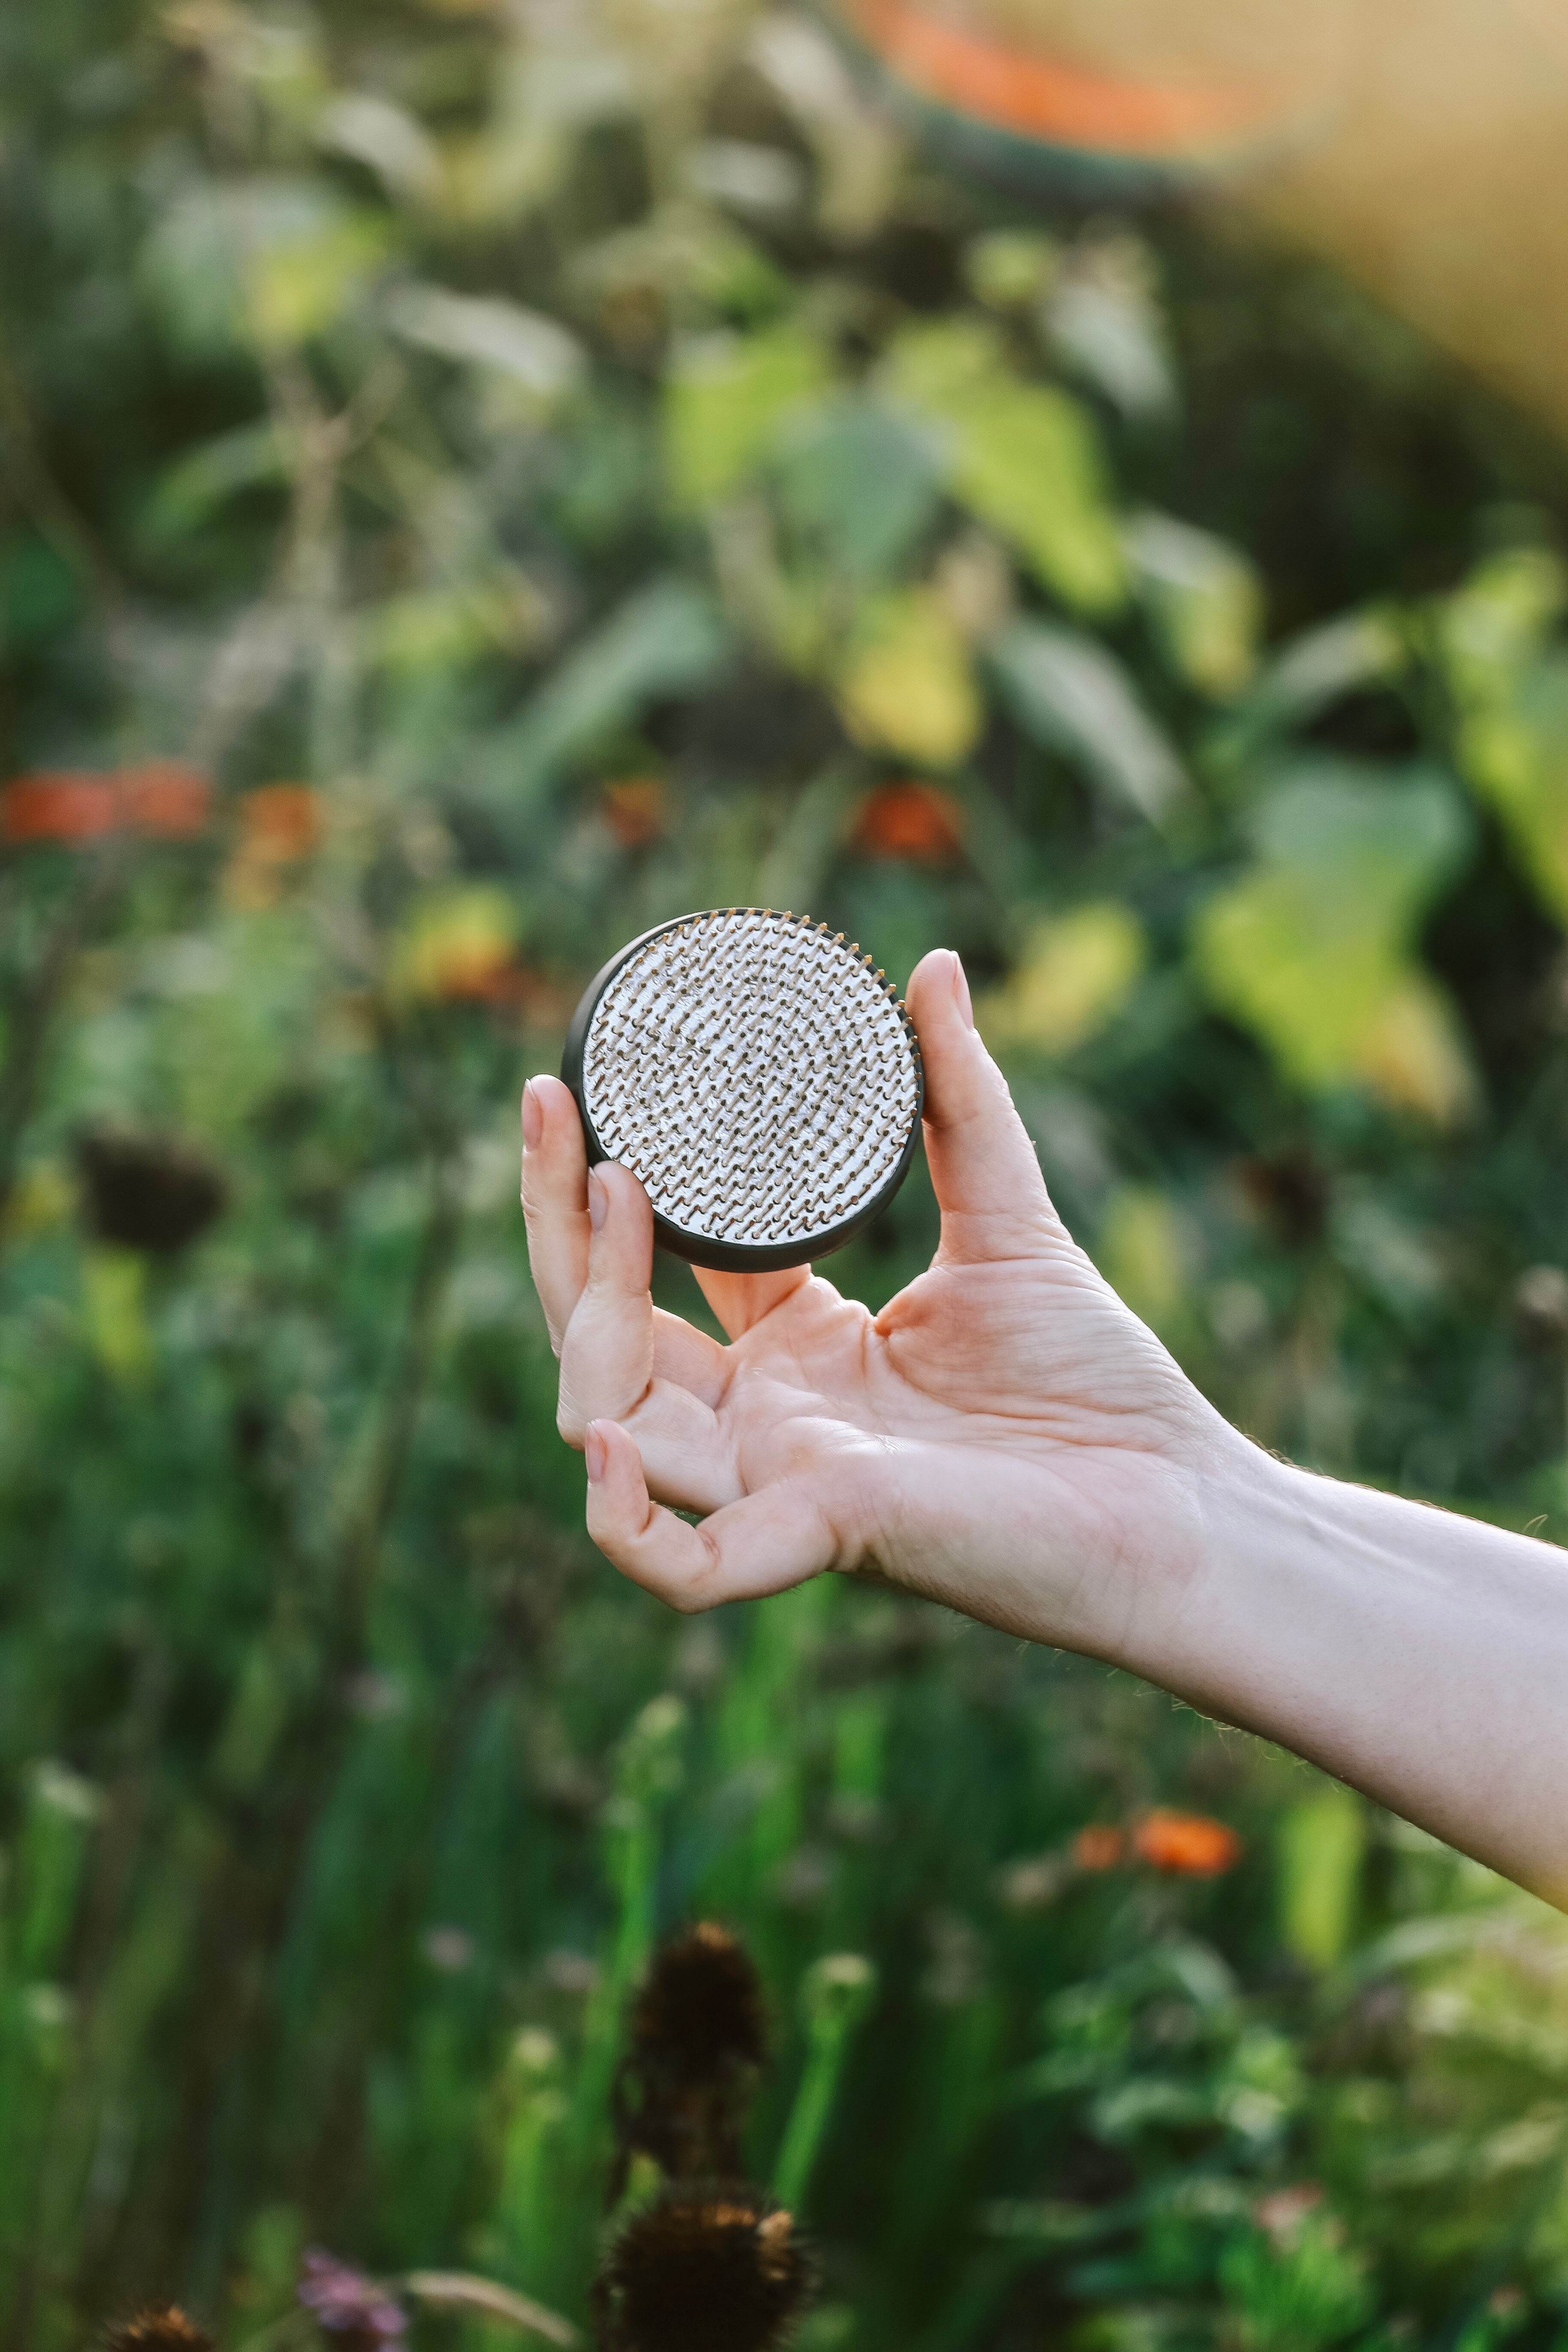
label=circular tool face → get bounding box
[562,909,924,1272]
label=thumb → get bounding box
[905,948,1060,1263]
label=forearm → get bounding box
[1127,1437,1568,1906]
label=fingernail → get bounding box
[585,1422,606,1482]
[521,1079,542,1151]
[951,950,974,1030]
[587,1167,607,1231]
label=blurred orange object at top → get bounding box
[1,761,210,844]
[1132,1807,1243,1875]
[837,0,1292,159]
[240,784,322,863]
[603,775,667,850]
[853,780,964,863]
[1073,1822,1127,1871]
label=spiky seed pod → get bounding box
[76,1129,227,1255]
[612,1925,769,2192]
[101,2307,215,2352]
[631,1924,767,2080]
[594,2183,814,2352]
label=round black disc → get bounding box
[561,908,925,1272]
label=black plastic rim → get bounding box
[560,909,925,1273]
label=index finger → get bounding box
[520,1073,591,1350]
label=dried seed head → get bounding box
[597,2184,813,2352]
[76,1128,227,1255]
[632,1924,768,2079]
[612,1926,769,2192]
[102,2309,214,2352]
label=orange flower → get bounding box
[1132,1808,1242,1876]
[240,784,321,863]
[852,780,963,864]
[122,761,210,837]
[431,943,520,1003]
[1073,1823,1127,1871]
[2,774,119,841]
[1,763,209,843]
[603,775,667,849]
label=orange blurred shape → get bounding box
[853,779,964,863]
[838,0,1289,158]
[122,761,210,837]
[2,762,209,844]
[514,967,579,1028]
[2,774,119,842]
[603,775,667,850]
[1073,1822,1127,1871]
[240,784,321,863]
[1132,1807,1243,1875]
[433,943,520,1003]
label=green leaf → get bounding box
[143,420,288,542]
[387,284,584,409]
[1219,2210,1374,2352]
[664,322,831,511]
[1440,553,1568,924]
[1094,1185,1186,1335]
[1456,655,1568,922]
[1045,275,1175,425]
[236,181,394,350]
[772,397,946,583]
[883,319,1125,612]
[963,229,1058,312]
[483,580,730,799]
[1191,759,1477,1119]
[1126,511,1262,698]
[1277,1785,1366,1969]
[318,92,441,206]
[989,617,1187,824]
[1219,609,1408,766]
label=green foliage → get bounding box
[3,2,1568,2350]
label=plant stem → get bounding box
[772,1956,876,2215]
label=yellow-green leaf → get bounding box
[1455,661,1568,925]
[1126,510,1262,698]
[834,591,982,769]
[979,902,1146,1056]
[882,319,1125,614]
[1277,1785,1365,1969]
[664,322,830,511]
[240,190,392,350]
[83,1250,153,1386]
[390,887,518,1003]
[1095,1185,1185,1335]
[1192,761,1476,1121]
[1352,971,1482,1128]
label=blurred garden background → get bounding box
[5,1,1568,2347]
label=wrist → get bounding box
[1109,1419,1306,1709]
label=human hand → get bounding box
[520,948,1245,1660]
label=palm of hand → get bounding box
[698,1241,1207,1622]
[522,949,1218,1642]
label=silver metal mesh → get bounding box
[581,910,921,1252]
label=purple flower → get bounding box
[298,2251,407,2349]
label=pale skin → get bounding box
[521,947,1568,1912]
